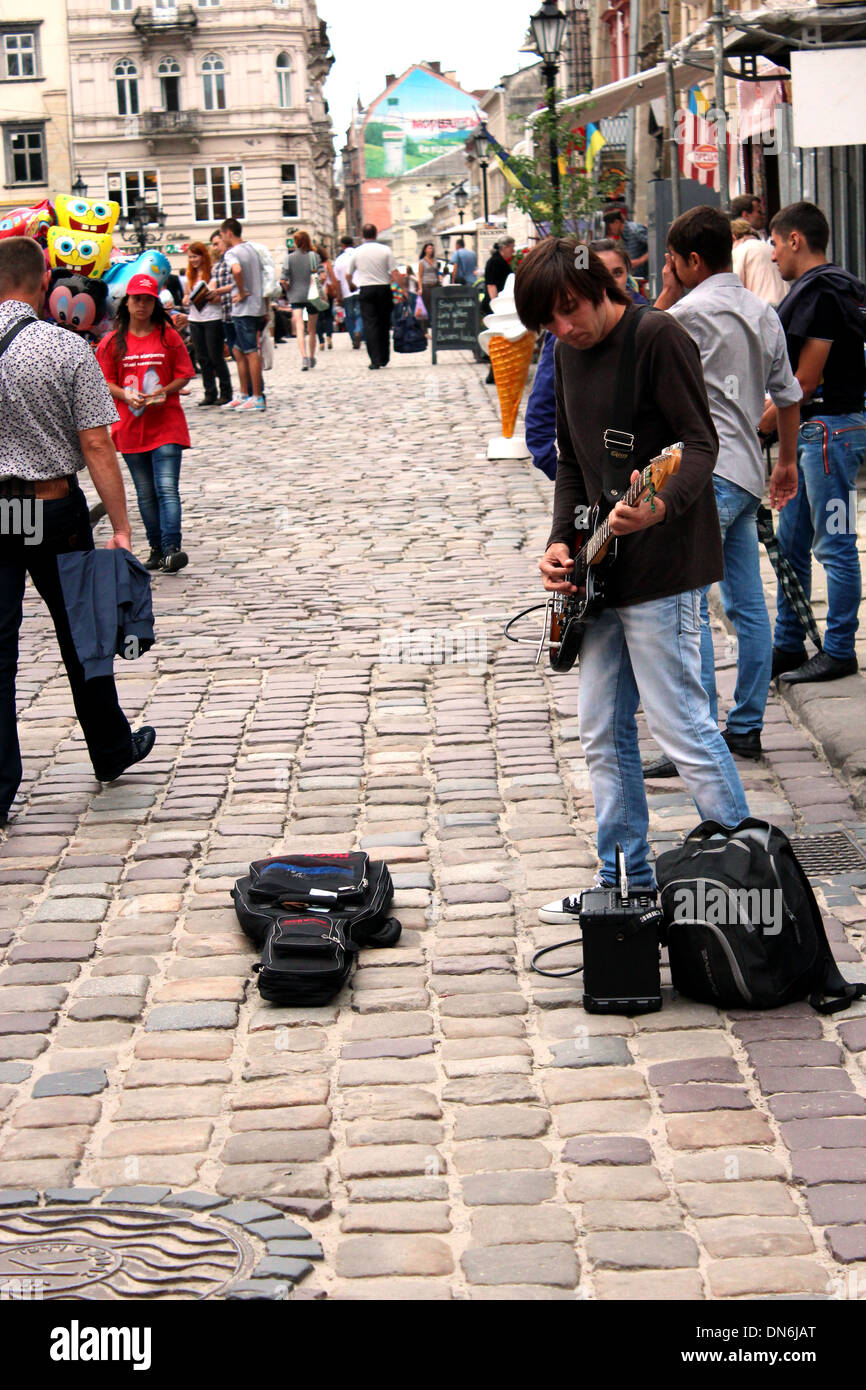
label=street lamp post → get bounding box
[476,128,490,223]
[71,172,88,200]
[529,2,567,237]
[121,197,167,255]
[454,184,468,227]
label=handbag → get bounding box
[308,253,329,314]
[414,295,428,320]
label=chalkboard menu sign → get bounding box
[431,286,481,364]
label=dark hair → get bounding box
[113,291,169,366]
[221,217,242,238]
[421,242,435,259]
[588,237,631,273]
[362,223,377,240]
[0,235,45,293]
[455,238,464,249]
[513,236,630,332]
[293,230,312,253]
[730,193,760,220]
[769,201,829,254]
[340,235,354,248]
[209,229,223,244]
[602,207,625,230]
[667,205,733,273]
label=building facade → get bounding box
[1,1,72,214]
[386,146,468,262]
[67,0,335,262]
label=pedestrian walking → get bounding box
[333,235,363,348]
[646,205,802,776]
[280,230,319,371]
[602,204,649,276]
[219,217,265,412]
[183,241,232,408]
[314,244,340,351]
[483,238,516,381]
[449,237,478,286]
[0,236,155,824]
[208,229,236,404]
[418,242,440,321]
[761,201,866,684]
[346,224,401,371]
[96,273,194,574]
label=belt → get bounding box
[0,474,78,500]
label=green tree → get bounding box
[504,98,618,234]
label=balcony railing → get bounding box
[142,109,201,136]
[132,5,198,38]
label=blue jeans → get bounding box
[343,293,363,340]
[774,413,866,660]
[699,476,771,734]
[123,443,183,552]
[578,591,750,886]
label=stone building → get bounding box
[66,0,336,260]
[1,0,72,214]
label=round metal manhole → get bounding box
[0,1206,258,1301]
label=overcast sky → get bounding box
[318,0,540,141]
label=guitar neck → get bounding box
[578,461,653,568]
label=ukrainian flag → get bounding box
[585,123,606,175]
[483,128,536,194]
[688,85,710,117]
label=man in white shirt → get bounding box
[346,224,401,370]
[651,204,802,772]
[334,235,362,349]
[732,223,787,306]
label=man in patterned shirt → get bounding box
[0,236,156,826]
[209,228,238,392]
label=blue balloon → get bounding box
[103,250,171,311]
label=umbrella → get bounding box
[756,505,823,652]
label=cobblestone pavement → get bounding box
[2,336,866,1301]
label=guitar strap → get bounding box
[600,305,648,508]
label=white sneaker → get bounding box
[537,894,582,925]
[236,395,265,411]
[220,396,247,410]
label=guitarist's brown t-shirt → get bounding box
[549,304,723,608]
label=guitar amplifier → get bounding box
[581,847,663,1015]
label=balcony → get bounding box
[132,5,198,41]
[141,109,201,152]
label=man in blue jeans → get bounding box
[760,201,866,683]
[513,239,749,919]
[646,206,802,775]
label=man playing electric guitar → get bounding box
[513,240,749,921]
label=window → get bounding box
[273,0,289,7]
[198,0,220,6]
[201,54,225,111]
[157,55,181,112]
[193,164,244,222]
[114,59,139,116]
[4,126,45,184]
[2,30,38,79]
[276,51,292,108]
[280,162,298,219]
[107,168,159,217]
[109,0,133,10]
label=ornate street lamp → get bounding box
[475,127,490,223]
[71,172,88,200]
[454,183,468,226]
[529,1,567,236]
[121,197,167,254]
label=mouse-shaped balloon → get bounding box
[46,269,110,340]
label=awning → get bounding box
[530,56,715,126]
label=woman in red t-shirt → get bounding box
[96,273,195,572]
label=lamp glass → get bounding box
[454,185,468,210]
[529,1,567,63]
[71,173,87,199]
[475,131,489,162]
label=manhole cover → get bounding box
[0,1207,255,1300]
[791,831,866,876]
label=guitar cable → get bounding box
[531,938,584,978]
[503,603,549,644]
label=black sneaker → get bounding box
[94,726,156,783]
[642,755,678,779]
[722,727,762,760]
[144,548,163,571]
[196,398,218,408]
[771,646,807,678]
[162,546,188,573]
[780,651,858,685]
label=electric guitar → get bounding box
[548,443,683,671]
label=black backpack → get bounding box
[656,818,866,1014]
[232,853,396,948]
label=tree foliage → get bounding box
[505,97,620,234]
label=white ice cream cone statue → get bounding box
[478,273,535,459]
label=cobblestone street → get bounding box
[2,335,866,1301]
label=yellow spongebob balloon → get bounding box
[47,226,113,279]
[55,194,120,237]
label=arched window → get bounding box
[114,58,139,117]
[276,51,292,109]
[201,54,225,111]
[157,55,181,112]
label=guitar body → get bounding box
[549,535,617,672]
